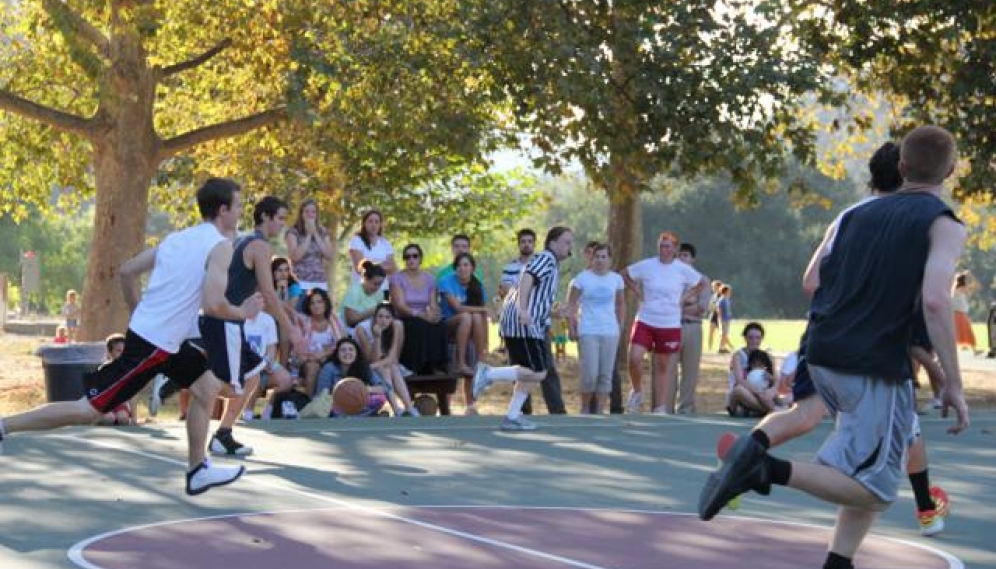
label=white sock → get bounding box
[489,366,519,382]
[506,389,529,420]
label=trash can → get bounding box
[35,343,106,402]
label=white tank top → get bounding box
[130,223,227,352]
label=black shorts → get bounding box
[198,315,265,385]
[792,358,817,401]
[84,329,207,413]
[910,313,933,352]
[505,337,548,373]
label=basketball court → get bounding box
[2,412,994,568]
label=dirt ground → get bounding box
[2,331,993,420]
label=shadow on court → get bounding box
[1,411,994,568]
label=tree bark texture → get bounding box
[78,30,158,341]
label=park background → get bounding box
[1,1,994,415]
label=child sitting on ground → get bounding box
[97,334,134,426]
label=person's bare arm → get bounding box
[381,254,397,275]
[316,231,335,260]
[203,240,261,320]
[922,216,969,434]
[391,282,416,317]
[348,249,365,274]
[803,222,837,297]
[516,272,536,326]
[566,285,582,339]
[285,231,310,263]
[119,247,157,313]
[250,242,303,345]
[620,267,643,302]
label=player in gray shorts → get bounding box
[809,366,915,503]
[698,127,970,569]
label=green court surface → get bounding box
[1,411,994,568]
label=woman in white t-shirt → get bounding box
[348,209,396,292]
[567,243,624,414]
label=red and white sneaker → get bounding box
[917,486,950,536]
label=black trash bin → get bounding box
[35,343,106,402]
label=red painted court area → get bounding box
[74,507,959,569]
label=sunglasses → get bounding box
[745,334,763,340]
[404,253,421,260]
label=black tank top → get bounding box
[806,192,959,380]
[225,232,261,306]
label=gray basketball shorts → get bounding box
[809,365,915,503]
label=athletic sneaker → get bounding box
[209,430,253,456]
[281,400,299,419]
[0,430,4,455]
[471,364,493,400]
[917,486,950,536]
[185,460,246,496]
[698,435,772,521]
[500,416,537,431]
[651,406,672,415]
[625,390,643,413]
[148,374,168,417]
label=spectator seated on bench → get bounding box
[390,243,449,375]
[439,252,491,414]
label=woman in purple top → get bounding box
[390,243,449,374]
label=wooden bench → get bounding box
[404,373,459,415]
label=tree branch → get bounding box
[158,107,287,160]
[41,0,110,55]
[0,88,94,138]
[160,39,234,78]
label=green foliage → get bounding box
[791,0,996,196]
[0,206,91,313]
[475,0,825,194]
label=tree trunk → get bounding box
[78,29,157,341]
[606,171,642,396]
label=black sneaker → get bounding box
[209,431,253,456]
[698,435,771,521]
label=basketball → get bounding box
[746,369,770,391]
[332,378,369,416]
[413,394,438,416]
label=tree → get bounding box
[1,0,290,339]
[476,0,824,274]
[791,1,995,196]
[0,0,514,339]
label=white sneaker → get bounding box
[242,410,254,422]
[651,406,672,416]
[281,400,299,419]
[471,364,493,400]
[148,374,168,417]
[500,416,537,431]
[185,460,245,496]
[625,390,643,413]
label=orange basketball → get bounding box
[332,378,369,416]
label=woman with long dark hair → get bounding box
[438,252,490,413]
[294,288,344,396]
[348,209,396,292]
[356,303,419,415]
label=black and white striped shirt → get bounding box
[499,249,560,339]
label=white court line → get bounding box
[61,434,613,569]
[59,434,964,569]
